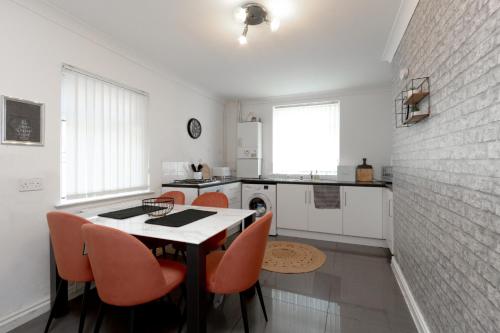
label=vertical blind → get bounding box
[272,102,340,175]
[61,66,149,200]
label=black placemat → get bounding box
[145,209,217,227]
[98,205,164,220]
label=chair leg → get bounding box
[163,245,169,258]
[181,251,187,263]
[255,281,268,322]
[177,301,187,333]
[179,283,187,308]
[239,292,250,333]
[174,249,180,261]
[44,280,64,333]
[93,302,106,333]
[78,281,91,333]
[129,307,135,333]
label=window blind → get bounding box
[61,66,149,200]
[272,102,340,175]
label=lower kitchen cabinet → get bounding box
[383,188,394,253]
[276,184,308,230]
[277,184,342,234]
[308,187,342,234]
[342,187,383,239]
[161,186,198,204]
[162,182,242,208]
[199,182,242,208]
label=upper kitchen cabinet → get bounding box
[342,187,383,239]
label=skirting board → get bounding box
[0,298,49,333]
[277,228,389,248]
[0,283,85,332]
[391,259,432,333]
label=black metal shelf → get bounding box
[395,77,430,128]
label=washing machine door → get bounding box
[247,193,272,218]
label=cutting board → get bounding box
[202,164,211,179]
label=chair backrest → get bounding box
[47,212,93,282]
[192,192,228,208]
[210,212,272,293]
[156,191,185,205]
[81,224,169,306]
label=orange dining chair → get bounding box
[156,191,185,205]
[192,192,229,251]
[81,224,187,333]
[137,191,186,257]
[205,212,272,333]
[173,192,229,261]
[45,212,94,333]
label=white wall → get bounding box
[224,88,393,178]
[0,1,223,329]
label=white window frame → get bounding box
[60,64,150,204]
[272,101,340,176]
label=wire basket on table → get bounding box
[142,197,174,218]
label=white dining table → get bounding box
[49,201,256,333]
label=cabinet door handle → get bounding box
[344,191,347,207]
[308,190,311,204]
[305,190,307,204]
[389,199,392,217]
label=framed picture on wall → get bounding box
[1,96,44,146]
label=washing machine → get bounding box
[242,183,277,236]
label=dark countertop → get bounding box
[163,177,391,188]
[162,177,242,188]
[242,178,388,187]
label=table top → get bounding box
[77,202,255,245]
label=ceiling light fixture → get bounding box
[239,25,249,45]
[236,3,280,45]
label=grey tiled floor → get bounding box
[11,236,417,333]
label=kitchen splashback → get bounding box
[162,161,191,183]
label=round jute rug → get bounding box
[262,241,326,274]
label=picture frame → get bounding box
[1,95,44,146]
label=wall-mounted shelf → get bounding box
[404,90,429,105]
[395,77,430,128]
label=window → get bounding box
[61,66,149,201]
[272,102,339,175]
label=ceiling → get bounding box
[45,0,401,99]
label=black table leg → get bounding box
[50,238,68,317]
[186,242,206,333]
[242,213,257,298]
[243,213,256,229]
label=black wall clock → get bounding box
[187,118,202,139]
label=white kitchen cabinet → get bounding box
[342,187,383,239]
[161,186,198,205]
[277,184,342,234]
[308,187,342,234]
[199,182,242,208]
[383,188,394,253]
[277,184,308,230]
[222,182,242,209]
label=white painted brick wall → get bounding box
[391,0,500,332]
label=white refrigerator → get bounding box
[236,122,262,178]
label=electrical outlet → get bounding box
[18,178,43,192]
